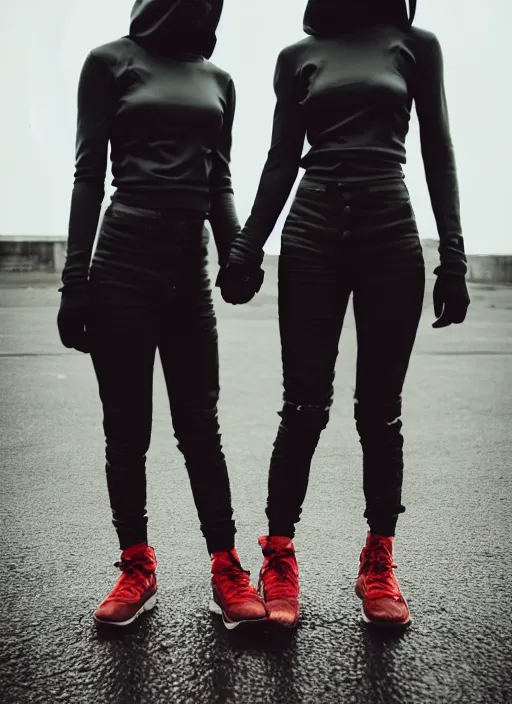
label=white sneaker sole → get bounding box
[208,599,267,631]
[360,603,412,628]
[93,592,158,627]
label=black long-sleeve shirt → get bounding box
[63,37,240,286]
[238,25,464,269]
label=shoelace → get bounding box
[216,565,257,601]
[363,546,400,599]
[111,557,153,600]
[262,550,298,600]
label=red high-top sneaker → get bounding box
[209,548,268,630]
[355,532,411,627]
[93,542,158,627]
[258,536,300,629]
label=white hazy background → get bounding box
[1,0,510,254]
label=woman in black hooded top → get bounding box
[57,0,267,630]
[218,0,470,628]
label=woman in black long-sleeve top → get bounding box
[57,0,267,630]
[218,0,470,629]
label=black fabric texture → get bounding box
[230,13,465,276]
[263,177,425,538]
[61,0,240,288]
[87,204,236,554]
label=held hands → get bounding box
[216,240,265,305]
[432,271,470,329]
[216,262,264,304]
[57,284,91,353]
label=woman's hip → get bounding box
[283,175,419,241]
[280,174,423,272]
[91,202,210,283]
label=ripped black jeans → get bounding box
[267,176,426,538]
[87,201,235,553]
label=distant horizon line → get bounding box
[0,234,510,258]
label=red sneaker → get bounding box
[355,532,411,627]
[93,542,158,626]
[209,548,267,630]
[258,536,300,629]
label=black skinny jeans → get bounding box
[267,176,426,538]
[87,201,236,553]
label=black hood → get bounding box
[303,0,417,35]
[129,0,224,59]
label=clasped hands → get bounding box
[215,240,265,305]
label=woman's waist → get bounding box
[107,198,208,223]
[298,172,409,201]
[301,151,405,184]
[289,172,417,237]
[110,188,210,216]
[96,201,209,259]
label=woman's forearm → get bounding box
[62,182,105,287]
[230,46,306,262]
[61,52,114,288]
[415,32,466,275]
[208,190,241,266]
[234,160,301,258]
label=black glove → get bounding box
[432,272,470,329]
[216,236,265,305]
[57,284,91,353]
[216,261,265,305]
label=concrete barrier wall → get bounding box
[0,236,67,274]
[1,235,511,284]
[467,255,512,284]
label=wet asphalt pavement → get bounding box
[1,260,511,704]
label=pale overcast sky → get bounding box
[1,0,510,254]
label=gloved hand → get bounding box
[57,284,91,353]
[216,237,265,305]
[432,272,470,329]
[216,261,265,305]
